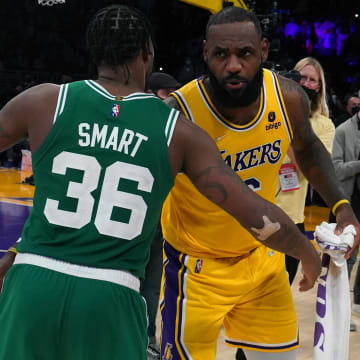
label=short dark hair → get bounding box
[205,6,262,40]
[86,5,154,68]
[344,93,359,106]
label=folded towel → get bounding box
[312,221,355,360]
[314,222,355,266]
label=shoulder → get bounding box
[312,113,335,129]
[277,75,309,111]
[5,83,60,115]
[334,120,349,139]
[277,75,311,131]
[338,117,354,132]
[164,95,184,114]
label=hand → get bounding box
[334,203,360,259]
[298,248,321,292]
[0,251,16,294]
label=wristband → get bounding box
[332,199,350,216]
[7,247,18,254]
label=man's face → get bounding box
[203,21,268,107]
[346,96,360,116]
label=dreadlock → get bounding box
[86,5,154,69]
[205,6,262,40]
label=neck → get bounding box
[96,66,145,96]
[203,77,261,125]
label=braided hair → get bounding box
[205,6,262,40]
[86,5,154,69]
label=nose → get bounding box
[300,78,311,88]
[225,54,242,73]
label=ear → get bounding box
[260,38,269,63]
[142,47,150,62]
[203,39,208,63]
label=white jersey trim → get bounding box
[270,72,293,142]
[14,253,140,292]
[165,109,180,147]
[53,84,68,124]
[172,91,194,123]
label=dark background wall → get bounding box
[0,0,359,110]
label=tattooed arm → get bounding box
[280,75,360,256]
[164,95,187,116]
[169,114,321,291]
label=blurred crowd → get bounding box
[0,0,360,167]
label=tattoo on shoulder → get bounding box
[163,96,184,114]
[279,76,310,116]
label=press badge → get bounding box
[279,163,300,192]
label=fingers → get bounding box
[334,222,344,236]
[345,243,358,259]
[344,247,353,259]
[298,275,315,292]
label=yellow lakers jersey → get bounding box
[162,69,293,257]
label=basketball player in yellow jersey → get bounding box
[160,7,360,360]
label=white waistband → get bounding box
[14,253,140,292]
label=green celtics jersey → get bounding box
[18,80,178,278]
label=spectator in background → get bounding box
[284,18,299,39]
[145,71,180,99]
[334,93,360,128]
[331,104,360,331]
[143,71,179,360]
[276,57,335,285]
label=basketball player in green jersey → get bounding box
[0,4,333,360]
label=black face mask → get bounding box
[351,106,360,116]
[301,85,319,103]
[207,66,264,108]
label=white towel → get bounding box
[313,222,355,360]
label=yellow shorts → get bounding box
[160,241,299,360]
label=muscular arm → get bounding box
[169,114,320,290]
[280,76,344,207]
[280,76,360,256]
[0,83,59,153]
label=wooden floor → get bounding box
[1,169,359,358]
[213,267,360,359]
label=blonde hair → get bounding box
[294,57,329,117]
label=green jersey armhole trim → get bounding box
[53,84,69,124]
[165,109,179,147]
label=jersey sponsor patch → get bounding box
[268,111,276,122]
[111,104,120,117]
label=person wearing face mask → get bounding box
[275,57,335,285]
[334,93,360,128]
[331,96,360,329]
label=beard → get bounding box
[207,65,264,108]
